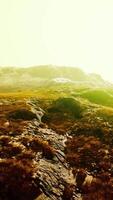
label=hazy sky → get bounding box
[0,0,113,81]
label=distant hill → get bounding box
[0,65,112,92]
[0,65,87,81]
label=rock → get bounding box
[35,193,51,200]
[4,121,10,127]
[0,98,78,200]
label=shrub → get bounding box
[7,109,37,120]
[0,159,41,200]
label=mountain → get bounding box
[0,65,111,92]
[0,65,87,80]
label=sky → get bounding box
[0,0,113,81]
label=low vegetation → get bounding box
[65,121,113,199]
[0,66,113,200]
[79,89,113,107]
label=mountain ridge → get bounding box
[0,65,111,88]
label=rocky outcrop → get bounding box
[0,99,77,200]
[1,98,113,200]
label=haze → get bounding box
[0,0,113,81]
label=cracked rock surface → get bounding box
[0,99,77,200]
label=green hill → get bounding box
[79,89,113,107]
